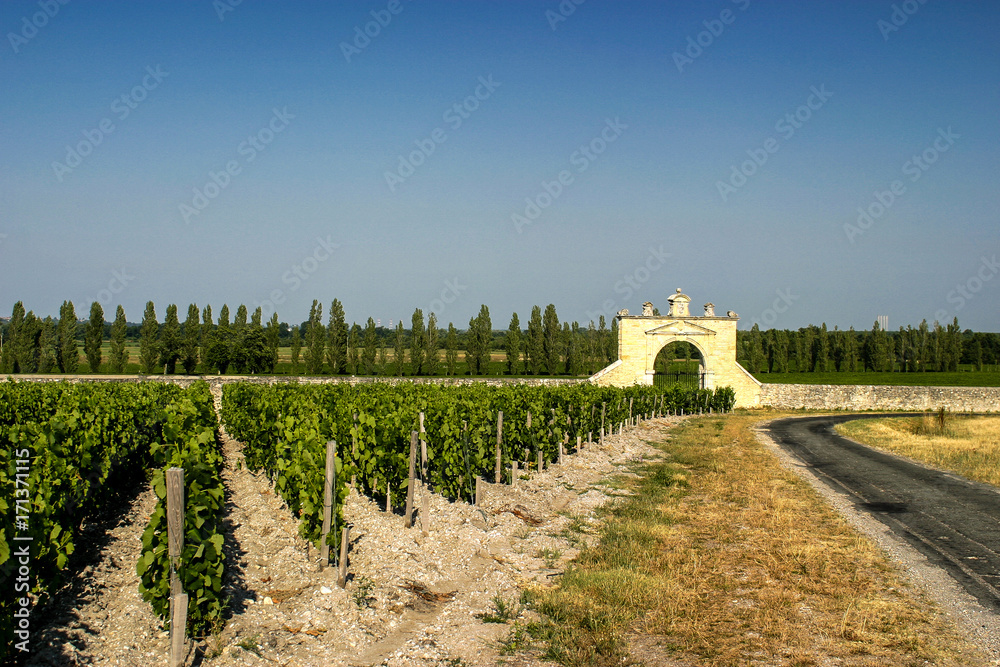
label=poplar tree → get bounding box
[251,306,262,327]
[1,301,25,373]
[160,304,182,374]
[84,301,104,372]
[182,304,200,374]
[747,324,765,374]
[304,300,325,374]
[474,304,492,375]
[39,317,57,373]
[844,327,859,372]
[327,299,348,374]
[445,323,458,376]
[57,300,79,373]
[265,313,280,373]
[425,313,440,376]
[542,304,560,375]
[290,325,301,373]
[596,316,608,368]
[608,317,618,363]
[526,306,544,375]
[586,320,598,374]
[814,323,831,372]
[201,305,213,366]
[394,321,406,376]
[505,312,521,375]
[410,309,426,375]
[362,317,378,375]
[110,305,129,372]
[139,301,159,374]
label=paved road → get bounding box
[766,414,1000,611]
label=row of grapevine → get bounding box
[221,381,736,554]
[0,380,223,660]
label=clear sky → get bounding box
[1,0,997,332]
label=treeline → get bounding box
[0,299,619,377]
[737,319,1000,373]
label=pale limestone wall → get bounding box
[591,314,762,407]
[760,383,1000,413]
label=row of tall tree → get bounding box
[737,319,999,374]
[0,299,619,376]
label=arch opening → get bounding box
[652,340,705,388]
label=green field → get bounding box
[751,370,1000,387]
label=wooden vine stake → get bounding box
[405,431,418,528]
[351,412,358,489]
[166,467,186,667]
[337,525,350,588]
[558,441,564,466]
[577,435,582,454]
[511,460,517,488]
[495,411,503,483]
[600,403,606,444]
[166,468,184,599]
[169,592,188,667]
[320,440,336,565]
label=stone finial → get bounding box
[617,308,629,317]
[727,310,738,318]
[642,302,653,316]
[667,288,691,317]
[703,302,715,317]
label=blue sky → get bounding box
[1,0,997,332]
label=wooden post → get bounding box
[169,593,188,667]
[405,431,418,528]
[629,398,633,424]
[166,468,184,600]
[351,412,358,489]
[337,525,350,588]
[537,449,543,473]
[588,430,592,446]
[421,489,430,536]
[419,412,428,482]
[576,435,581,454]
[320,440,337,565]
[601,403,606,442]
[558,441,563,465]
[385,481,391,513]
[495,411,503,483]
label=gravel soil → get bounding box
[22,390,672,667]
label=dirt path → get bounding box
[21,387,673,666]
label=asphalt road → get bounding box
[765,414,1000,612]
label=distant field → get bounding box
[837,415,1000,487]
[753,371,1000,387]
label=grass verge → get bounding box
[512,413,983,666]
[837,414,1000,488]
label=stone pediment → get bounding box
[645,320,717,337]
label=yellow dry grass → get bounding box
[520,413,985,667]
[837,415,1000,488]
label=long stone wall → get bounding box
[760,383,1000,413]
[2,374,586,391]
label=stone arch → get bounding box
[652,338,706,388]
[592,291,762,406]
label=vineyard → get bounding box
[2,378,735,663]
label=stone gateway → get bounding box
[591,289,761,407]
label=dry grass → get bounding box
[837,415,1000,488]
[518,414,984,666]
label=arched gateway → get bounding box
[590,289,762,407]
